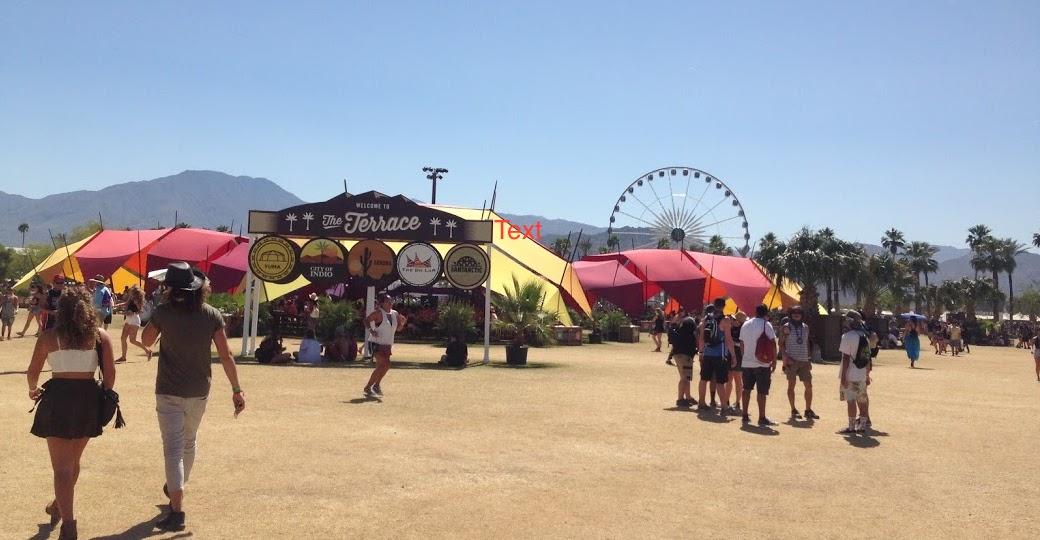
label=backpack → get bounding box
[703,316,724,347]
[754,320,776,363]
[853,331,872,369]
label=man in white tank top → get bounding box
[363,293,407,398]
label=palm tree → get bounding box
[17,223,28,248]
[707,235,733,255]
[1033,232,1040,249]
[903,241,939,313]
[754,232,787,307]
[778,227,829,314]
[492,276,556,349]
[966,224,992,279]
[551,237,572,258]
[578,238,592,258]
[998,238,1027,320]
[852,253,895,316]
[606,234,620,252]
[656,238,671,249]
[881,228,905,256]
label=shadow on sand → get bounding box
[840,429,890,448]
[740,423,780,436]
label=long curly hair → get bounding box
[55,286,99,349]
[127,285,145,309]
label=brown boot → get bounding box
[58,519,77,539]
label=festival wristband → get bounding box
[232,387,243,393]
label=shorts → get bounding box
[126,313,142,327]
[1033,350,1040,361]
[373,344,392,357]
[699,355,729,384]
[673,354,693,382]
[783,361,812,383]
[1,314,14,326]
[97,309,112,325]
[950,339,962,348]
[841,381,869,403]
[742,367,772,395]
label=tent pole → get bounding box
[241,252,255,357]
[483,243,493,365]
[248,273,260,355]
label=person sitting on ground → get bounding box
[440,334,469,367]
[256,332,291,364]
[296,329,323,364]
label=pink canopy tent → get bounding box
[684,252,772,313]
[146,228,244,274]
[582,249,707,311]
[207,241,250,293]
[572,260,646,317]
[74,229,172,281]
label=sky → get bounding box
[1,1,1038,249]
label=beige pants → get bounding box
[156,394,209,491]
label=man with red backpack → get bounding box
[739,304,778,426]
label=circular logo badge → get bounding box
[347,239,397,284]
[444,244,490,290]
[299,237,348,283]
[248,235,300,284]
[395,242,443,287]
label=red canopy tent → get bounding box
[572,260,646,317]
[684,252,772,313]
[146,228,244,274]
[208,241,250,293]
[583,249,707,312]
[75,229,172,282]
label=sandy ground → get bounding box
[1,312,1039,539]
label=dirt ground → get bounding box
[1,312,1039,539]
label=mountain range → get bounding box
[2,170,1037,291]
[0,170,303,246]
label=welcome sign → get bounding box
[249,190,493,243]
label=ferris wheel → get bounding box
[606,166,751,256]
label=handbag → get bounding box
[95,340,126,429]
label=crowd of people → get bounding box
[660,298,878,434]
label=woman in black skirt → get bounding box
[27,286,116,540]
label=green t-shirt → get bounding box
[151,303,225,398]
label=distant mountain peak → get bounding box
[0,170,303,245]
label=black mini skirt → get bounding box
[31,379,103,439]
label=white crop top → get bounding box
[369,309,399,346]
[47,337,99,373]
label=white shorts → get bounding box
[126,313,142,327]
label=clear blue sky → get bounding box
[2,1,1037,249]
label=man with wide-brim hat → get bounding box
[142,262,245,532]
[89,274,114,330]
[838,310,873,434]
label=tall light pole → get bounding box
[423,167,448,204]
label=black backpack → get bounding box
[703,316,724,347]
[853,331,873,369]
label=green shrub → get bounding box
[492,276,557,348]
[435,300,476,341]
[209,293,245,315]
[316,299,356,341]
[595,308,630,341]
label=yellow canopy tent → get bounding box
[14,233,99,289]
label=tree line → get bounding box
[753,225,1040,321]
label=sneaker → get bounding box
[697,404,709,412]
[156,510,186,532]
[859,418,872,432]
[363,387,377,398]
[676,399,689,408]
[372,385,383,397]
[758,417,778,427]
[805,409,820,420]
[709,401,717,409]
[838,426,858,434]
[741,415,751,425]
[790,409,802,419]
[665,359,674,366]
